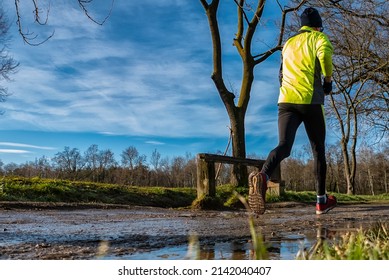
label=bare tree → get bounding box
[121,146,140,171]
[200,0,307,186]
[0,7,18,109]
[83,144,100,182]
[150,149,161,186]
[96,148,116,182]
[121,146,147,185]
[53,146,83,180]
[150,149,161,171]
[326,144,344,193]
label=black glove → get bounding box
[323,79,332,95]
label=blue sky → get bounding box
[0,0,325,165]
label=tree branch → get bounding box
[78,0,115,26]
[200,0,236,106]
[233,0,245,57]
[14,0,54,46]
[14,0,114,46]
[253,0,307,64]
[328,0,388,27]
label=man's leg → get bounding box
[303,105,336,214]
[261,104,302,177]
[302,105,326,195]
[249,104,302,214]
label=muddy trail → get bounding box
[0,202,388,260]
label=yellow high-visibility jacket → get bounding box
[279,26,333,105]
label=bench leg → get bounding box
[196,156,216,198]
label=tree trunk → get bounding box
[367,167,375,196]
[341,139,354,195]
[229,108,247,186]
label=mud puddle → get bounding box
[1,202,388,260]
[119,234,315,260]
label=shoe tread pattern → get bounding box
[248,171,265,215]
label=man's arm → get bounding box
[317,34,333,94]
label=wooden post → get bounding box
[196,154,216,198]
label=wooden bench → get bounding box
[196,153,282,199]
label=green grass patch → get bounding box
[298,222,389,260]
[0,177,196,208]
[1,177,388,209]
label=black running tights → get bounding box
[261,103,327,196]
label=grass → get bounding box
[0,176,196,208]
[1,177,388,209]
[296,222,389,260]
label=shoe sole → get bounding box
[316,204,336,215]
[248,171,265,215]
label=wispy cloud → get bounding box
[0,149,32,154]
[145,141,165,146]
[0,142,56,150]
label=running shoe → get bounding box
[248,171,267,215]
[316,195,337,214]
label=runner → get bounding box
[249,7,337,215]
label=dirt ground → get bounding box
[0,201,388,260]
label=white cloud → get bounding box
[0,142,56,150]
[145,141,165,146]
[0,149,31,154]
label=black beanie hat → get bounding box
[300,7,322,28]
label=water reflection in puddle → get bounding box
[121,234,316,260]
[117,224,358,260]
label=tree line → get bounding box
[0,145,197,188]
[0,142,388,195]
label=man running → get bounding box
[249,7,337,215]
